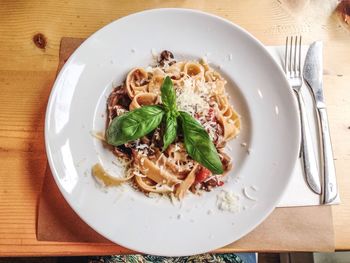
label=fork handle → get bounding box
[318,108,338,203]
[295,90,321,194]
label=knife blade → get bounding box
[303,41,338,204]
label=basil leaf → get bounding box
[106,105,164,146]
[161,76,177,113]
[162,113,177,151]
[179,111,223,174]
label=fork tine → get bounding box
[284,36,288,73]
[298,36,302,76]
[289,36,293,75]
[294,35,297,76]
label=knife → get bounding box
[303,41,338,204]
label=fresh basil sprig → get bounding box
[161,76,179,150]
[161,76,177,114]
[106,105,164,146]
[179,111,224,174]
[106,76,224,174]
[162,113,177,151]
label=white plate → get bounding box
[45,8,300,256]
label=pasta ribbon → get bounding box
[215,95,241,140]
[126,68,149,98]
[175,164,199,199]
[129,92,158,110]
[135,153,181,186]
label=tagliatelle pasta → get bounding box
[94,50,241,199]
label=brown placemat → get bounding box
[37,37,335,252]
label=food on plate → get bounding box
[93,50,241,199]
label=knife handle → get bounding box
[295,91,321,194]
[318,108,338,203]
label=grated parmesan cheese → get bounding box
[176,88,209,116]
[151,48,158,58]
[135,144,149,150]
[133,169,147,178]
[174,143,180,152]
[155,183,175,192]
[217,190,240,213]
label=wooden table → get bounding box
[0,0,349,256]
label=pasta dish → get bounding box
[93,50,240,199]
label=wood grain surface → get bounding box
[0,0,349,256]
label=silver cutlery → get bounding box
[303,41,338,204]
[284,36,321,195]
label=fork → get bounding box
[284,36,321,195]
